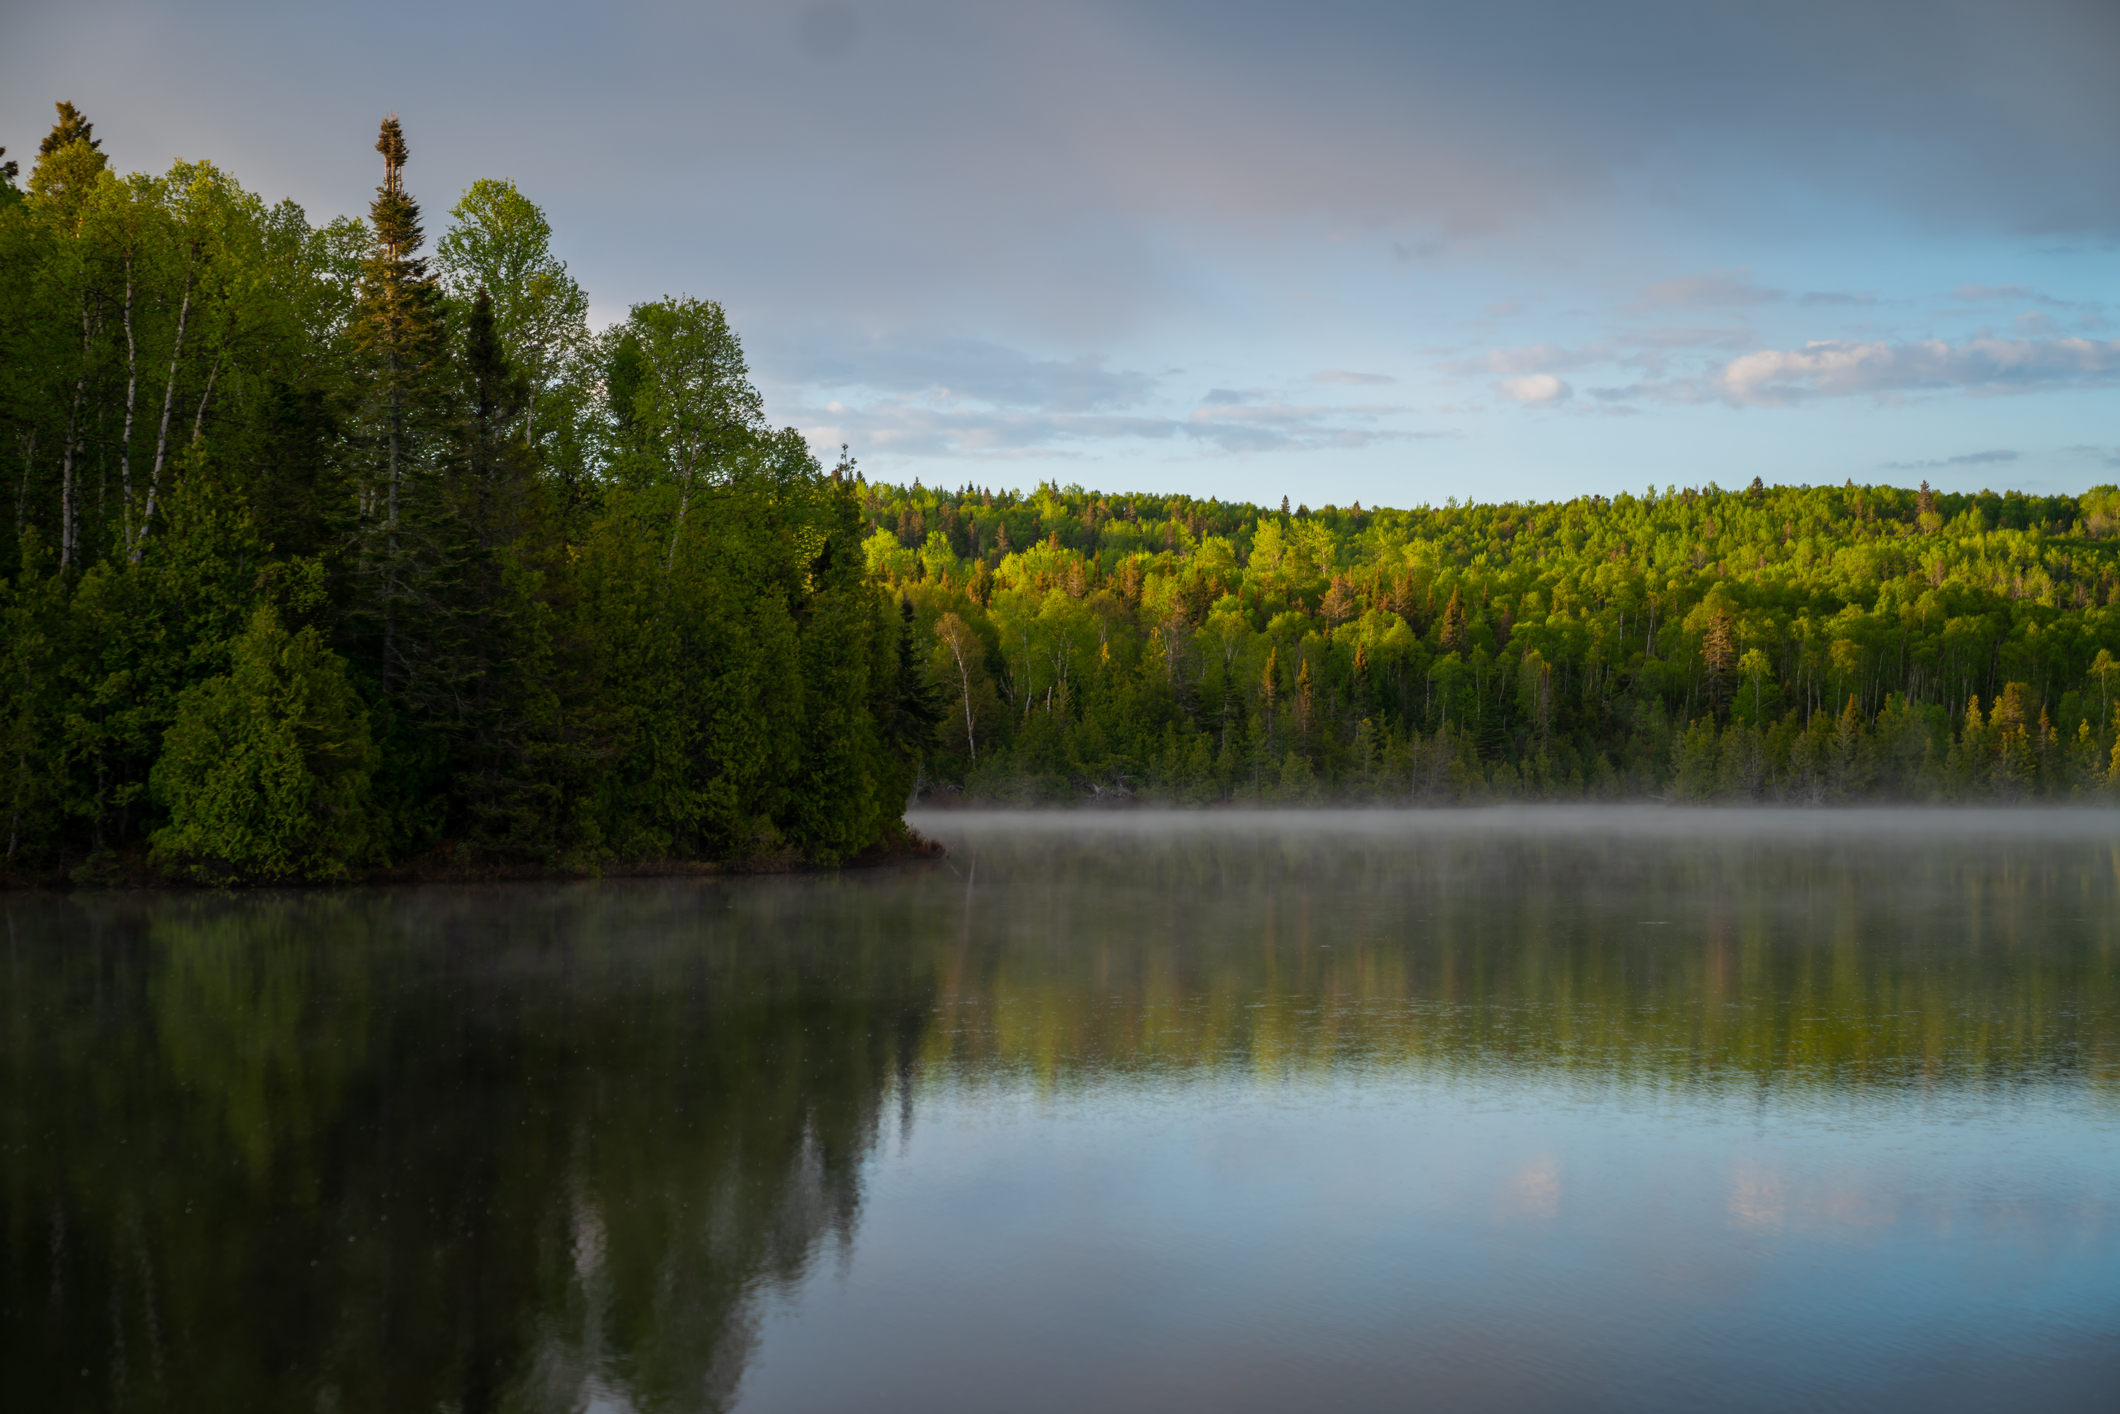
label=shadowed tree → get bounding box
[38,101,99,158]
[1702,612,1737,715]
[349,115,448,700]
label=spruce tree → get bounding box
[444,287,567,856]
[891,596,945,763]
[1439,585,1468,655]
[38,102,99,157]
[350,115,447,700]
[1702,613,1737,714]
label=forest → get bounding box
[868,468,2120,806]
[5,104,2120,887]
[0,105,937,884]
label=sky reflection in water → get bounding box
[5,810,2117,1412]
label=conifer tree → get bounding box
[1295,656,1315,748]
[1260,647,1280,754]
[440,286,560,852]
[1439,585,1468,655]
[350,115,447,698]
[1702,613,1737,713]
[890,596,945,769]
[148,603,377,882]
[39,102,100,158]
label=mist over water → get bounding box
[5,810,2117,1411]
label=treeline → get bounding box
[0,105,937,883]
[871,474,2120,803]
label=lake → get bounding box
[5,809,2118,1412]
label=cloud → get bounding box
[1623,325,1753,351]
[800,399,1427,458]
[764,336,1157,413]
[1312,368,1397,385]
[1498,374,1571,404]
[1629,271,1875,317]
[1631,268,1782,312]
[1182,398,1420,452]
[1703,334,2120,406]
[1880,449,2018,470]
[21,0,2120,496]
[1440,342,1609,378]
[19,0,2120,362]
[1445,324,2120,415]
[799,403,1179,459]
[1952,283,2071,308]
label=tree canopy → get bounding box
[0,105,927,882]
[864,475,2120,804]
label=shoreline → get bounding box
[0,826,948,893]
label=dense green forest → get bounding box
[5,104,2119,887]
[0,106,939,883]
[866,469,2120,805]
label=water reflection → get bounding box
[919,811,2119,1098]
[5,885,936,1412]
[3,810,2116,1412]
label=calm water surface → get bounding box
[5,809,2118,1412]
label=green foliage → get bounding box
[150,604,377,882]
[4,106,2115,886]
[0,111,928,882]
[865,478,2120,804]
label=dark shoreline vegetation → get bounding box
[0,108,942,888]
[5,108,2120,886]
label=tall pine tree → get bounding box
[350,116,447,700]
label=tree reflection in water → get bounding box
[3,811,2115,1411]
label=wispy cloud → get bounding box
[1438,342,1610,378]
[1627,270,1872,316]
[1184,399,1421,452]
[800,404,1175,459]
[1623,325,1754,351]
[1703,335,2120,406]
[799,390,1431,458]
[1630,268,1782,312]
[1952,283,2071,308]
[1457,327,2120,414]
[776,333,1445,459]
[1880,449,2018,470]
[1497,374,1571,405]
[766,336,1157,413]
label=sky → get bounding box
[9,0,2120,508]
